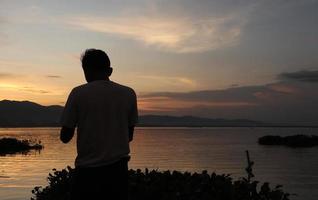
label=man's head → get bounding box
[81,49,112,82]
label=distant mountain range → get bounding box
[136,115,263,127]
[0,99,295,127]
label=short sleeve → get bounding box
[60,89,78,128]
[128,90,138,126]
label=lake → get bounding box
[0,127,317,200]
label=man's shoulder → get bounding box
[71,83,88,93]
[67,83,91,99]
[110,81,136,95]
[69,81,136,97]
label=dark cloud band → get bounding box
[278,70,318,82]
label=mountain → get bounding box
[138,115,263,127]
[0,100,63,127]
[0,100,264,127]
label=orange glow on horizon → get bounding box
[137,96,258,113]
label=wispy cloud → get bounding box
[46,75,62,78]
[0,72,26,81]
[0,73,14,79]
[66,14,245,53]
[0,83,51,94]
[137,75,197,88]
[268,83,298,94]
[20,86,51,94]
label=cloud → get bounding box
[0,72,24,81]
[0,70,56,95]
[141,85,262,102]
[138,95,257,112]
[278,70,318,82]
[0,83,51,94]
[0,73,14,79]
[20,87,51,94]
[138,79,318,125]
[46,75,62,78]
[137,75,197,88]
[66,13,245,53]
[230,84,239,88]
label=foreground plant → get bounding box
[31,151,291,200]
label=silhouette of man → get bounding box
[60,49,138,200]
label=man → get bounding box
[60,49,138,200]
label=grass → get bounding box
[0,137,43,156]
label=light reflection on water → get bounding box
[0,127,318,200]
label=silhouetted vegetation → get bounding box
[258,135,318,147]
[31,151,291,200]
[0,137,43,155]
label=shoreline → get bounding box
[1,125,318,128]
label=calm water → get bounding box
[0,127,318,200]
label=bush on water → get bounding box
[258,135,318,147]
[0,137,43,155]
[31,152,291,200]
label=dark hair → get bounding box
[81,49,111,71]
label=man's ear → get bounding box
[107,67,113,77]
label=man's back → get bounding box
[60,49,136,200]
[61,80,138,167]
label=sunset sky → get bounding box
[1,0,318,124]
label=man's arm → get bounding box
[60,88,78,143]
[60,126,75,143]
[129,126,135,142]
[128,89,138,142]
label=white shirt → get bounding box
[60,80,138,168]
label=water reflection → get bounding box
[0,149,42,157]
[0,127,317,200]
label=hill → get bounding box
[0,100,264,127]
[0,100,63,127]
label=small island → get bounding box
[258,135,318,148]
[0,137,43,155]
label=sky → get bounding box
[0,0,318,124]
